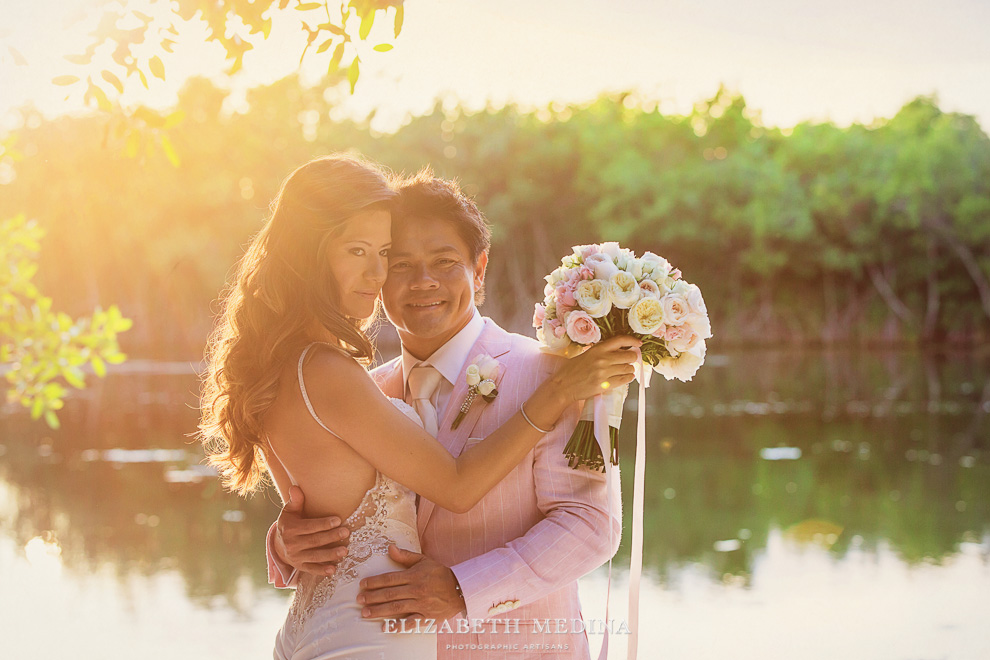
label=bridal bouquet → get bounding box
[534,242,712,470]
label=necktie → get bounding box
[407,364,442,437]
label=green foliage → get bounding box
[1,80,988,359]
[1,215,132,428]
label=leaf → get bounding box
[347,56,360,93]
[52,75,80,86]
[92,356,107,377]
[105,352,127,365]
[318,22,347,37]
[9,46,27,66]
[296,2,322,9]
[163,110,185,128]
[328,43,345,73]
[316,38,334,54]
[394,5,404,38]
[149,56,165,80]
[359,10,375,40]
[86,81,112,112]
[63,367,86,389]
[279,0,290,8]
[161,38,176,53]
[44,410,61,430]
[373,44,393,52]
[160,134,180,167]
[64,53,92,65]
[31,397,43,420]
[102,70,124,93]
[262,17,273,39]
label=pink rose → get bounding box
[651,323,667,338]
[664,324,699,353]
[533,303,547,329]
[670,268,682,281]
[565,311,602,345]
[579,265,595,280]
[548,318,567,339]
[555,282,578,312]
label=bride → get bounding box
[199,154,638,659]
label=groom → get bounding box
[267,170,620,658]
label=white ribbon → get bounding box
[594,351,650,660]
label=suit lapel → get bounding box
[417,320,512,536]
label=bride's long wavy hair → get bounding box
[200,154,396,495]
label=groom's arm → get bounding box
[449,390,621,620]
[266,487,351,588]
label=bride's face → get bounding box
[326,208,392,319]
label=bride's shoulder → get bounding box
[296,343,369,393]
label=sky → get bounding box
[1,0,989,133]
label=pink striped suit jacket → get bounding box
[268,318,620,659]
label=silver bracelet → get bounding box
[520,401,555,434]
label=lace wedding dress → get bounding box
[271,345,437,660]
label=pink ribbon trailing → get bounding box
[595,349,650,660]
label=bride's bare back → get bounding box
[263,345,379,519]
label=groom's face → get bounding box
[382,214,487,359]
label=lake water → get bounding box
[1,349,988,659]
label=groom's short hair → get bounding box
[393,168,491,264]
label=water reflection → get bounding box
[1,349,987,604]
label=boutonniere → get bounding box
[451,354,501,430]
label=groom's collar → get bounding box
[400,309,486,395]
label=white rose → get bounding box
[640,251,671,281]
[549,266,570,285]
[609,271,641,309]
[545,299,557,319]
[584,254,619,281]
[575,279,613,318]
[654,340,706,382]
[681,282,709,317]
[661,293,690,326]
[477,356,500,378]
[615,249,635,272]
[465,364,481,386]
[628,297,665,335]
[600,242,621,259]
[477,380,496,396]
[627,257,644,280]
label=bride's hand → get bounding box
[548,335,642,404]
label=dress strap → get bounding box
[298,343,341,439]
[265,435,298,487]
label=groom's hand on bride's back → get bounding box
[274,485,352,577]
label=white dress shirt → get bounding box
[400,309,485,427]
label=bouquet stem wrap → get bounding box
[564,383,628,470]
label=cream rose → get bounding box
[477,380,496,396]
[575,279,613,318]
[609,271,641,309]
[628,297,665,335]
[465,364,481,386]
